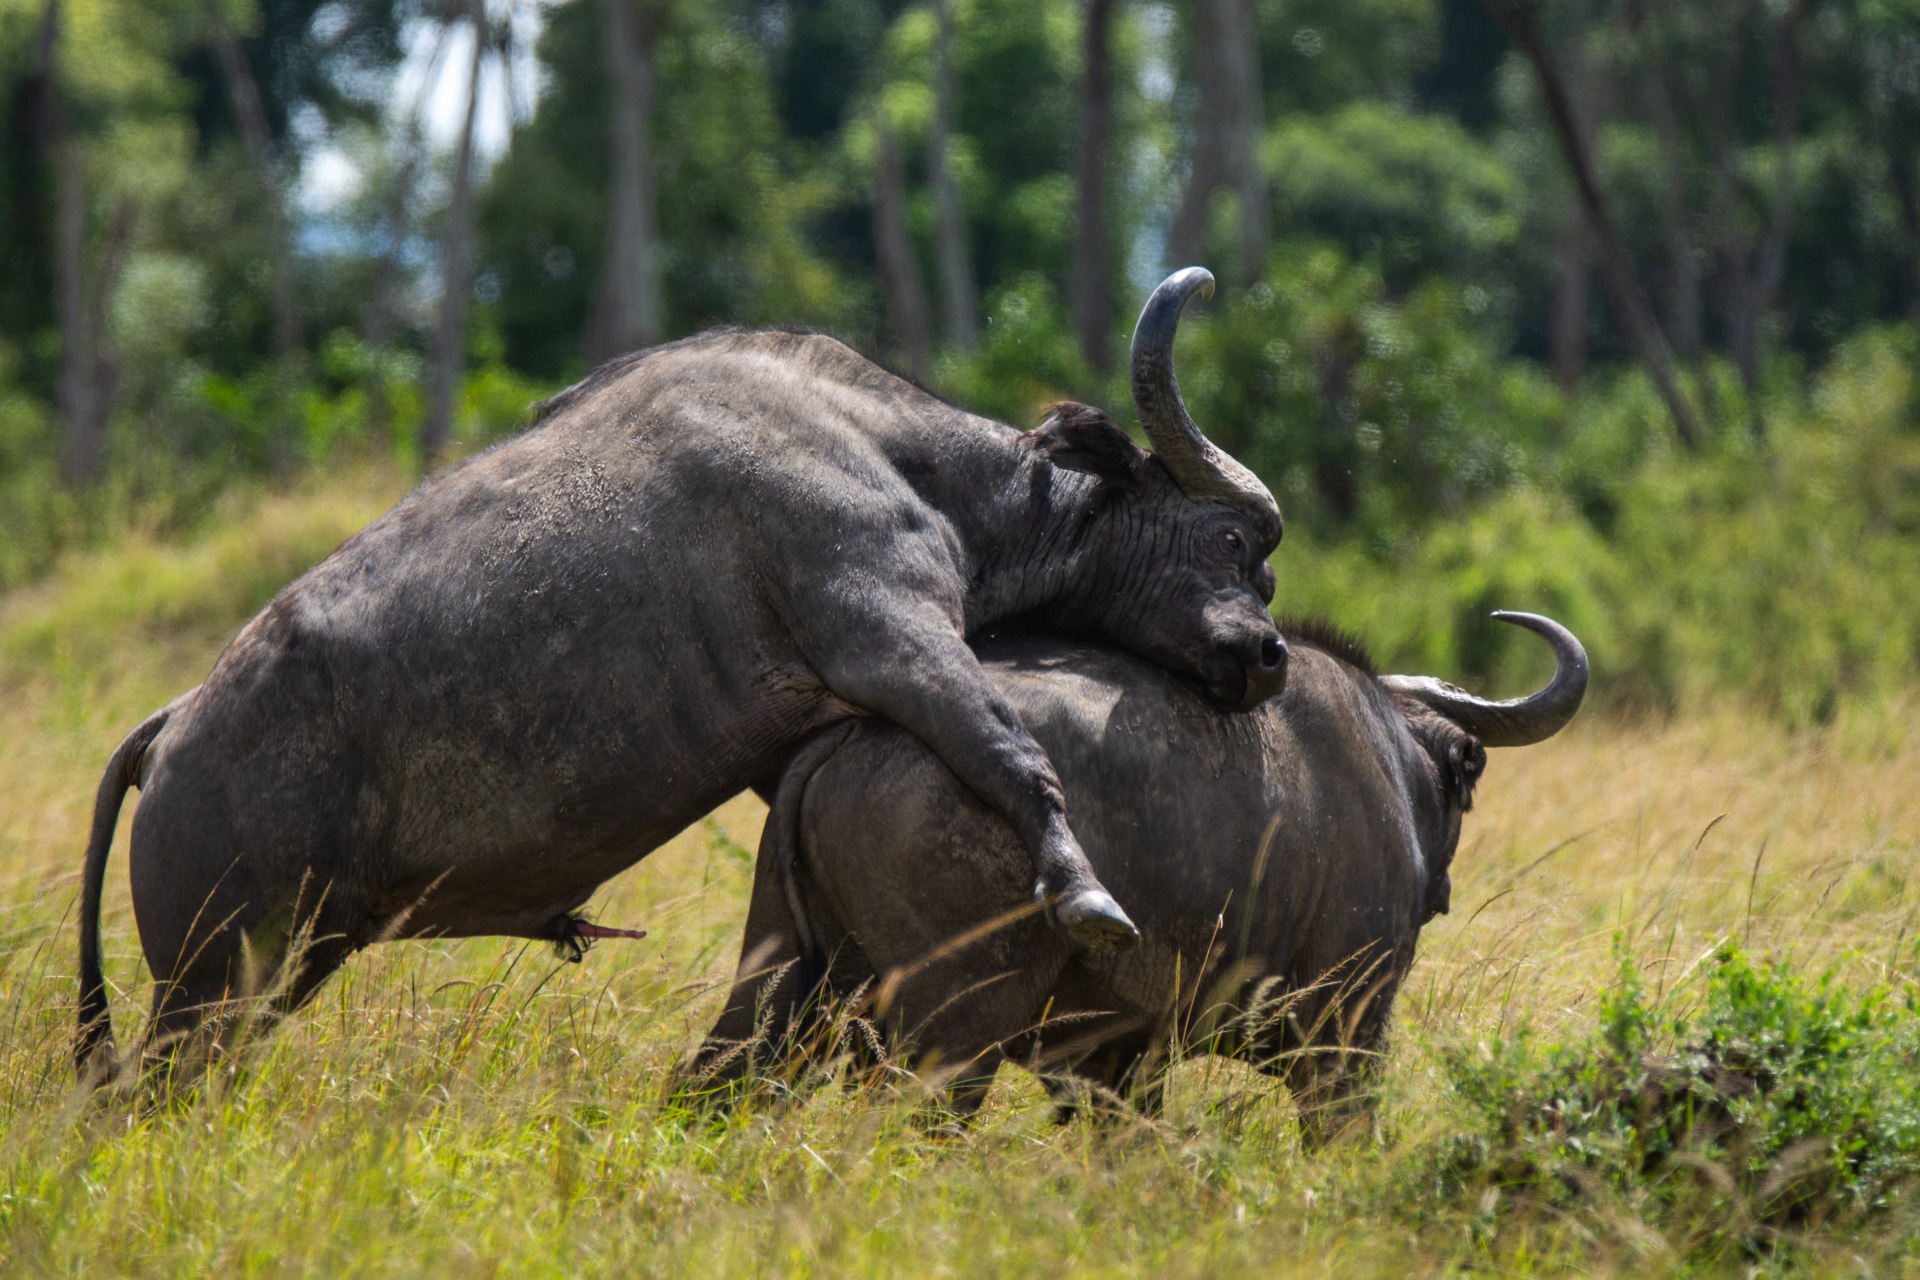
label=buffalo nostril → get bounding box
[1259,635,1286,672]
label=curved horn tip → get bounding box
[1489,610,1590,670]
[1166,266,1215,304]
[1381,609,1589,748]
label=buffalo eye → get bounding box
[1223,530,1244,556]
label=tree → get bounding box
[1621,0,1703,365]
[207,6,299,363]
[1170,0,1266,287]
[424,0,489,461]
[1862,0,1920,319]
[1071,0,1114,372]
[587,0,662,364]
[1483,0,1700,449]
[872,104,932,382]
[928,0,974,351]
[1708,0,1816,434]
[32,0,130,486]
[363,24,450,444]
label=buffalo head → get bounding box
[1026,268,1288,711]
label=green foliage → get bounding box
[480,0,856,381]
[1253,0,1438,118]
[1265,102,1524,288]
[1181,242,1549,541]
[0,472,399,674]
[0,355,538,597]
[0,361,65,588]
[938,273,1093,426]
[1417,941,1920,1254]
[1267,324,1920,724]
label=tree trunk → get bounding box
[55,145,101,484]
[1073,0,1115,373]
[1623,0,1703,363]
[1550,207,1588,394]
[1709,0,1810,439]
[1171,0,1266,286]
[872,111,932,384]
[929,0,974,351]
[362,30,448,451]
[589,0,662,364]
[1484,0,1699,449]
[1314,324,1358,522]
[208,14,298,363]
[424,6,485,463]
[36,0,124,486]
[1742,0,1812,437]
[1889,131,1920,319]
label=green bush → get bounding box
[1272,325,1920,724]
[1410,942,1920,1256]
[938,273,1096,428]
[1180,242,1554,547]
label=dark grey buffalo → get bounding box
[75,268,1291,1078]
[693,613,1586,1132]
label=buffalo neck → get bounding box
[860,394,1141,639]
[926,438,1132,637]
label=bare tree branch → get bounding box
[1483,0,1700,449]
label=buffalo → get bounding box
[693,612,1587,1133]
[76,268,1289,1079]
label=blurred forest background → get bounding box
[1,0,1917,722]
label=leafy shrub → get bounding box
[1179,242,1554,547]
[1274,325,1920,723]
[1265,102,1524,289]
[1411,942,1920,1257]
[938,274,1093,428]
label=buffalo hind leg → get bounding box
[135,879,357,1086]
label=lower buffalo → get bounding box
[692,612,1587,1134]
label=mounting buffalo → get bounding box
[74,267,1291,1079]
[693,612,1587,1133]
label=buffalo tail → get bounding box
[75,691,191,1084]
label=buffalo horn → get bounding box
[1130,268,1282,528]
[1381,611,1589,747]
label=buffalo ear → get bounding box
[1023,402,1148,489]
[1445,734,1487,812]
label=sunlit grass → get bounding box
[0,471,1915,1275]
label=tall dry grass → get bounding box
[0,470,1913,1275]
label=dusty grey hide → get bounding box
[75,274,1288,1080]
[693,614,1586,1134]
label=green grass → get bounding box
[1,470,1918,1275]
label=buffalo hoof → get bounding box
[1053,887,1141,952]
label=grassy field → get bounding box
[1,469,1917,1276]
